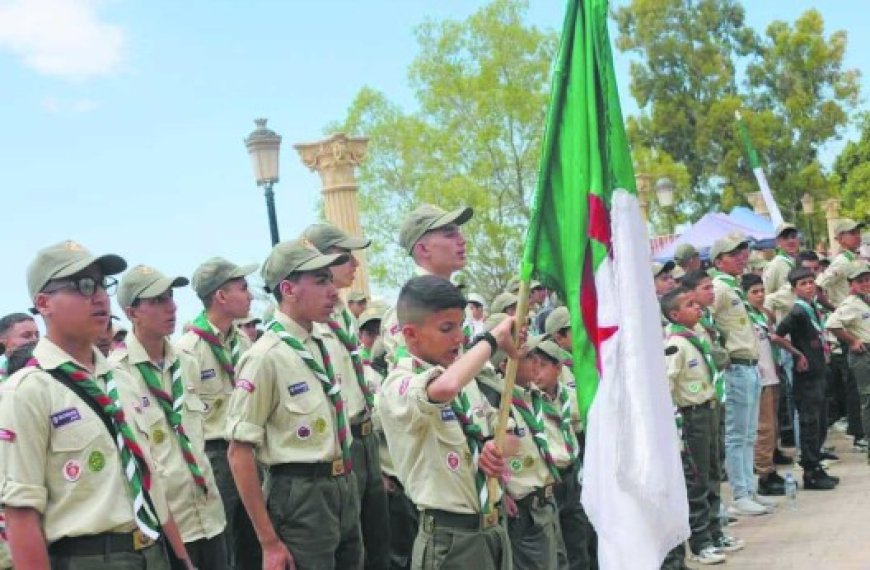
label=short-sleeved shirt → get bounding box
[176,320,252,441]
[664,333,716,407]
[763,254,795,298]
[764,286,795,324]
[225,310,350,466]
[826,294,870,343]
[110,335,226,542]
[0,338,170,544]
[378,356,500,514]
[816,251,857,307]
[505,387,554,500]
[712,277,760,360]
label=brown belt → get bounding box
[49,530,159,557]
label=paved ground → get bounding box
[687,429,870,569]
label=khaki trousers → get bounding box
[754,384,780,476]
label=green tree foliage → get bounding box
[331,0,556,298]
[833,112,870,219]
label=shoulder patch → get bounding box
[237,379,256,393]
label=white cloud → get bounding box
[0,0,125,80]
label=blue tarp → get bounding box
[653,212,776,261]
[728,206,776,234]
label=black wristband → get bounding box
[472,332,498,355]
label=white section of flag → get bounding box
[753,166,784,228]
[582,189,690,570]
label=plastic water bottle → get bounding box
[784,472,798,510]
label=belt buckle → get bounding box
[132,530,154,551]
[331,459,345,477]
[482,508,499,529]
[360,420,372,437]
[544,485,554,499]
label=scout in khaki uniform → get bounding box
[112,265,228,569]
[175,256,256,568]
[347,291,368,320]
[358,307,384,367]
[661,288,737,566]
[381,204,473,363]
[379,275,517,570]
[763,223,799,298]
[708,236,767,518]
[0,241,193,569]
[302,223,389,570]
[675,243,702,274]
[226,240,363,570]
[816,219,866,307]
[653,260,677,299]
[491,292,519,317]
[236,315,262,343]
[826,262,870,461]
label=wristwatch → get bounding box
[472,331,498,355]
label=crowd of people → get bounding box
[0,204,865,570]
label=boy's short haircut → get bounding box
[359,319,381,337]
[798,250,819,263]
[0,313,33,337]
[397,275,466,327]
[740,272,763,292]
[660,287,691,322]
[787,267,815,288]
[680,270,712,291]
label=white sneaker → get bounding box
[730,497,768,516]
[713,535,746,553]
[752,493,779,509]
[691,546,726,565]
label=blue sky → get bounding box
[0,0,867,329]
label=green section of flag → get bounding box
[735,110,761,170]
[522,0,636,418]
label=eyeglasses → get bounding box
[43,276,118,297]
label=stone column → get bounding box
[635,173,651,223]
[294,133,371,296]
[823,198,842,256]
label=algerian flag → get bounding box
[521,0,689,567]
[735,109,784,227]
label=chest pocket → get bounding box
[135,407,172,468]
[433,408,468,447]
[183,393,207,444]
[283,380,323,415]
[52,417,102,453]
[50,418,110,491]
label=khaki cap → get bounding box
[261,239,349,292]
[358,307,384,328]
[833,218,865,236]
[775,222,798,237]
[302,223,370,252]
[672,265,686,280]
[347,291,367,303]
[399,204,473,254]
[674,244,698,264]
[652,260,675,277]
[192,257,258,298]
[748,250,768,270]
[466,293,486,308]
[235,314,262,326]
[710,236,749,260]
[118,265,189,308]
[544,306,570,335]
[27,240,127,300]
[490,292,518,315]
[534,339,571,363]
[506,277,542,294]
[846,261,870,281]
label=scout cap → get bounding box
[544,306,570,336]
[652,260,676,277]
[27,240,127,300]
[674,243,698,264]
[490,292,518,315]
[846,261,870,281]
[833,218,865,235]
[506,277,541,294]
[775,222,798,237]
[748,250,768,271]
[192,257,258,298]
[261,239,350,292]
[534,339,571,364]
[466,293,486,308]
[399,204,473,254]
[358,307,384,328]
[236,314,262,326]
[710,235,749,260]
[672,265,686,280]
[347,291,367,303]
[118,265,189,308]
[302,223,370,252]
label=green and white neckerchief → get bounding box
[189,312,240,380]
[510,386,560,482]
[411,358,491,513]
[268,320,353,473]
[541,385,578,466]
[667,323,724,402]
[326,307,375,410]
[794,298,831,362]
[841,250,856,263]
[774,248,796,270]
[699,308,722,345]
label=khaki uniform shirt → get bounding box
[505,387,554,500]
[110,336,225,542]
[176,319,252,442]
[368,364,398,478]
[378,356,500,514]
[0,339,170,544]
[826,294,870,343]
[764,286,795,324]
[540,389,579,470]
[664,332,716,407]
[816,251,857,307]
[763,255,795,297]
[225,310,350,465]
[712,278,760,360]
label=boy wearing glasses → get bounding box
[112,265,228,568]
[0,241,192,568]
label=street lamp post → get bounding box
[245,118,283,246]
[800,193,815,250]
[655,177,676,234]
